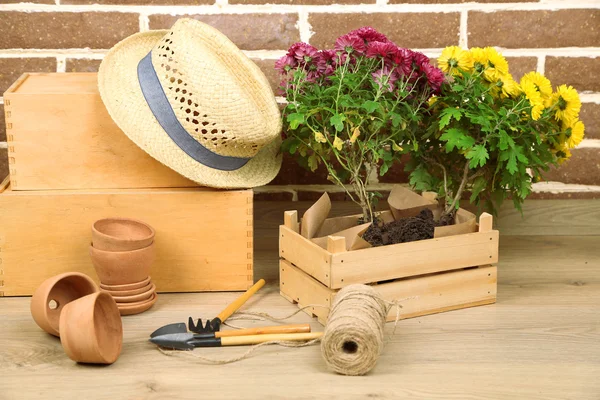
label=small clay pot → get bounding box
[90,243,155,285]
[109,284,155,303]
[99,276,151,292]
[31,272,98,337]
[117,293,158,316]
[92,218,155,252]
[60,292,123,364]
[101,281,154,297]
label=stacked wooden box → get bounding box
[1,73,254,296]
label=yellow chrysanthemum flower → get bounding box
[481,47,509,82]
[550,85,581,126]
[470,47,487,73]
[314,132,327,143]
[554,143,572,164]
[498,74,521,98]
[521,80,544,120]
[521,72,552,103]
[438,46,473,75]
[565,120,585,149]
[333,136,344,150]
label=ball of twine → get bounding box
[321,284,390,376]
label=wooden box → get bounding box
[279,206,499,325]
[0,178,253,296]
[3,73,197,190]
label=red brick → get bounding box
[64,0,210,3]
[309,13,460,49]
[269,153,330,185]
[507,57,537,82]
[580,103,600,140]
[232,0,371,3]
[0,148,7,183]
[542,148,600,186]
[469,10,600,48]
[0,58,57,93]
[545,57,600,93]
[0,104,5,142]
[392,0,535,2]
[0,12,139,49]
[251,59,281,94]
[149,14,300,50]
[66,58,102,73]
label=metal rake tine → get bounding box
[188,317,220,333]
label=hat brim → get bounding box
[98,30,282,189]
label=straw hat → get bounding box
[98,19,282,188]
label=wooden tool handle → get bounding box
[216,279,266,322]
[216,324,311,338]
[221,332,323,346]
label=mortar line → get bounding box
[459,11,468,47]
[537,55,546,75]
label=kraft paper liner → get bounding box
[312,223,373,251]
[387,186,438,220]
[433,208,477,238]
[300,192,331,239]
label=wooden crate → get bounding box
[3,73,197,190]
[0,177,253,296]
[279,206,499,324]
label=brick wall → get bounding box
[0,0,598,200]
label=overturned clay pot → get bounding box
[60,291,123,365]
[31,272,98,337]
[90,243,155,285]
[92,218,155,252]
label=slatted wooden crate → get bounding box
[279,205,499,325]
[3,72,197,190]
[0,177,254,296]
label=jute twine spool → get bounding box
[321,284,391,376]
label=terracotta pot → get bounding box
[117,293,158,316]
[31,272,98,337]
[60,291,123,364]
[109,284,155,303]
[92,218,155,252]
[99,276,151,292]
[101,281,154,297]
[90,243,155,285]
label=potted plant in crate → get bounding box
[276,29,498,325]
[408,46,585,218]
[278,27,444,223]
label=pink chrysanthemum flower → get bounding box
[275,54,297,74]
[335,34,367,54]
[411,51,430,69]
[372,66,398,92]
[419,62,445,94]
[315,49,337,76]
[351,27,389,44]
[366,41,398,58]
[395,48,415,75]
[288,42,318,62]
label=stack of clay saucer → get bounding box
[90,218,158,315]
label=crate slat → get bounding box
[280,260,497,325]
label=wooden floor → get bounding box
[1,200,599,399]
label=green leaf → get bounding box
[390,112,403,128]
[439,107,463,129]
[361,101,380,114]
[289,140,299,155]
[307,153,319,172]
[409,165,434,192]
[452,84,465,92]
[286,113,305,130]
[330,113,346,132]
[502,145,529,175]
[466,145,489,168]
[469,176,487,204]
[440,128,475,152]
[498,130,513,151]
